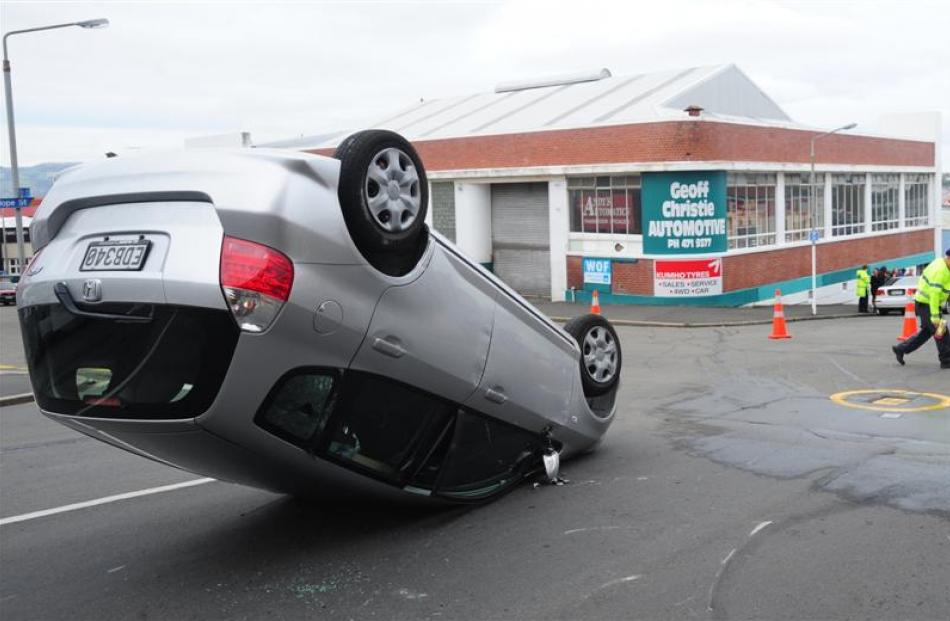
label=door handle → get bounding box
[485,387,507,404]
[372,336,406,358]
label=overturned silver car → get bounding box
[17,131,621,502]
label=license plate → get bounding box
[889,289,904,296]
[80,240,151,272]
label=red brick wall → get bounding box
[567,256,582,289]
[566,229,932,297]
[723,229,934,291]
[310,121,935,171]
[613,261,655,295]
[566,256,655,295]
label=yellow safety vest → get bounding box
[855,269,870,296]
[914,258,950,316]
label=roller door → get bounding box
[490,183,550,296]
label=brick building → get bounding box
[299,64,943,306]
[0,202,38,277]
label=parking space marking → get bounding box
[872,397,910,406]
[830,389,950,413]
[0,478,215,527]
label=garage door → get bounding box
[491,183,550,296]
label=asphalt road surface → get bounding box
[1,316,948,620]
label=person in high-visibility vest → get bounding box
[855,265,871,313]
[892,249,950,369]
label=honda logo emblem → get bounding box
[81,279,102,302]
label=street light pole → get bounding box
[808,121,857,315]
[2,18,108,275]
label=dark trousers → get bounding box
[895,302,950,364]
[858,295,869,313]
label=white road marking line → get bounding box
[564,525,625,535]
[597,575,641,590]
[826,356,865,384]
[749,520,773,537]
[720,548,737,565]
[107,565,126,574]
[0,478,215,527]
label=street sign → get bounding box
[18,187,32,199]
[809,229,820,243]
[0,198,32,208]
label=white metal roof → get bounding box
[297,64,792,150]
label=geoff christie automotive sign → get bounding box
[642,171,727,255]
[654,258,723,297]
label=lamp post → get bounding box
[808,121,856,315]
[3,18,108,275]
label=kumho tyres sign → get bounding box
[642,171,727,254]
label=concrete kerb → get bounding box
[0,393,35,407]
[548,311,873,328]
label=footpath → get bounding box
[532,301,871,327]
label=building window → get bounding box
[904,173,930,227]
[870,174,899,231]
[3,227,30,243]
[831,174,866,237]
[784,173,825,242]
[568,176,641,235]
[726,173,776,249]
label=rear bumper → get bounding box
[875,297,913,309]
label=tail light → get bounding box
[220,236,293,333]
[873,289,880,296]
[19,248,44,284]
[907,288,916,295]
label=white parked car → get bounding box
[874,276,918,314]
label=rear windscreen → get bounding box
[19,304,239,419]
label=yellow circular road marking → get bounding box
[830,389,950,413]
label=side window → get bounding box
[434,411,541,500]
[256,370,337,444]
[324,373,454,483]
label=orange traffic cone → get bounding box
[591,290,601,315]
[897,302,917,342]
[768,289,791,339]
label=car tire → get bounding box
[334,130,429,276]
[563,313,622,397]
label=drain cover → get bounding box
[830,389,950,413]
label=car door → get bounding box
[349,245,495,405]
[465,291,578,430]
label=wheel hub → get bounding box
[386,180,401,200]
[583,326,617,383]
[364,147,421,233]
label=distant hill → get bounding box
[1,162,80,198]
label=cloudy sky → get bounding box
[1,0,948,171]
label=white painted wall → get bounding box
[548,177,568,301]
[425,182,434,228]
[753,281,858,307]
[453,182,492,264]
